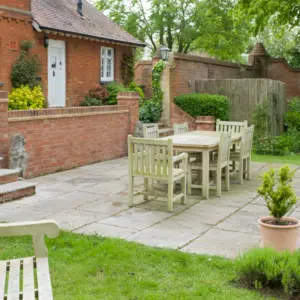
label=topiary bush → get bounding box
[174,93,230,120]
[8,85,44,110]
[237,247,300,296]
[139,100,162,123]
[11,41,40,89]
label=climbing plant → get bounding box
[11,40,41,89]
[152,60,165,104]
[121,53,134,86]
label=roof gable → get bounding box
[31,0,144,47]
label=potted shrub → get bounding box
[258,165,299,252]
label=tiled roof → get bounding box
[31,0,145,47]
[249,43,269,56]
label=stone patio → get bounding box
[1,157,300,258]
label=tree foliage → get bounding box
[235,0,300,34]
[95,0,251,61]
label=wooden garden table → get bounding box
[161,131,242,199]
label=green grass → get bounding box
[252,152,300,165]
[0,232,276,300]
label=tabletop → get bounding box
[161,131,242,149]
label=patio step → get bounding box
[0,181,36,204]
[0,169,20,184]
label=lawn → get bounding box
[252,152,300,165]
[0,232,275,300]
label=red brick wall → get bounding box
[267,59,300,99]
[0,7,133,106]
[4,92,139,178]
[0,0,31,11]
[134,61,152,99]
[171,103,196,130]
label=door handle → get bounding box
[53,71,55,77]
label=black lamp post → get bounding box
[159,45,171,61]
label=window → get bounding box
[101,47,114,81]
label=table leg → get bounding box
[202,150,209,199]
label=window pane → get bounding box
[101,58,104,77]
[107,49,112,57]
[107,59,111,77]
[102,48,105,56]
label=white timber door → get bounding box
[48,40,66,107]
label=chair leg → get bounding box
[216,169,221,197]
[168,180,174,212]
[128,176,134,207]
[181,175,187,205]
[246,157,251,180]
[239,158,244,185]
[188,162,192,195]
[144,178,149,200]
[225,165,230,191]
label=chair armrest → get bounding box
[0,220,59,238]
[173,152,188,163]
[0,220,60,258]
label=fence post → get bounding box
[117,91,140,134]
[0,91,9,168]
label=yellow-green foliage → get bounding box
[8,85,44,110]
[258,165,297,221]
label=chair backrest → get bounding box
[128,135,173,178]
[241,125,255,157]
[173,123,188,135]
[218,131,232,166]
[216,119,248,133]
[143,124,159,138]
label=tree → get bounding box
[235,0,300,34]
[95,0,251,61]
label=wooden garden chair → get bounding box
[173,123,188,135]
[230,126,254,184]
[216,119,248,133]
[0,220,60,300]
[143,124,159,138]
[128,135,188,212]
[189,131,232,197]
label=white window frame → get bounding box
[101,47,114,82]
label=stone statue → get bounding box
[9,133,28,177]
[134,121,144,138]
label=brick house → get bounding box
[0,0,144,106]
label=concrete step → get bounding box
[0,181,36,204]
[159,128,174,137]
[0,169,20,184]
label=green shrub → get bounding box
[80,96,102,106]
[8,85,44,110]
[285,97,300,130]
[258,165,297,223]
[139,100,162,123]
[106,82,127,105]
[11,41,40,89]
[237,248,300,295]
[174,93,230,120]
[127,82,145,105]
[252,100,269,142]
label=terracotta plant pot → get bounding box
[259,216,300,252]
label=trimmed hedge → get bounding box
[174,93,230,120]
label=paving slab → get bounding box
[35,182,78,198]
[80,180,128,195]
[47,209,107,231]
[183,202,238,225]
[216,210,261,235]
[75,222,138,238]
[182,228,260,258]
[127,219,208,249]
[0,206,50,222]
[203,195,252,208]
[241,203,270,215]
[99,208,170,230]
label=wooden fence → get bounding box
[194,79,287,135]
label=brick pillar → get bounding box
[117,92,140,134]
[196,116,215,131]
[0,91,9,168]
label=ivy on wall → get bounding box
[152,60,165,104]
[121,53,134,86]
